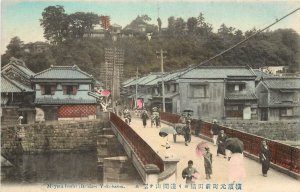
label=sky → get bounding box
[1,0,300,54]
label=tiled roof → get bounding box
[145,71,182,85]
[180,66,256,79]
[225,91,257,100]
[122,77,136,86]
[35,97,97,104]
[253,69,274,81]
[1,57,35,77]
[34,65,94,80]
[124,73,162,87]
[1,75,33,93]
[262,77,300,89]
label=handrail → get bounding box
[160,112,300,175]
[109,112,164,172]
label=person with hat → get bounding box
[182,160,198,184]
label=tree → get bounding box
[40,5,69,44]
[195,13,213,37]
[5,36,24,58]
[157,17,162,32]
[68,12,99,38]
[187,17,198,33]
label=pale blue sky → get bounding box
[1,0,300,53]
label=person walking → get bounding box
[184,120,191,146]
[141,110,149,128]
[217,130,227,158]
[203,147,213,179]
[182,160,198,184]
[260,140,271,177]
[157,132,171,158]
[211,120,220,146]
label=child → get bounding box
[182,160,198,183]
[203,147,212,179]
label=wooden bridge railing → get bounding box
[160,112,300,175]
[110,112,164,172]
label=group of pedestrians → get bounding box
[140,107,161,128]
[180,119,272,184]
[182,147,213,184]
[212,120,272,178]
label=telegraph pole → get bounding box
[135,67,138,108]
[157,49,166,112]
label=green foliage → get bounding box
[40,6,99,44]
[40,5,69,44]
[2,10,300,79]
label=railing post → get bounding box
[145,164,160,183]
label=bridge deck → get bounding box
[129,117,299,192]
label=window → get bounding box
[44,85,52,95]
[173,84,177,92]
[41,85,56,95]
[227,84,245,92]
[190,85,207,98]
[280,108,293,116]
[63,85,78,95]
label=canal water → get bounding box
[1,151,102,184]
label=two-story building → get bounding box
[172,66,258,120]
[1,57,36,125]
[255,77,300,121]
[148,71,182,113]
[122,73,162,109]
[32,65,97,121]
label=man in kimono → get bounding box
[260,140,271,177]
[182,160,198,184]
[217,130,227,158]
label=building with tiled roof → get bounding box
[1,57,35,86]
[32,65,97,121]
[1,58,36,125]
[172,66,258,120]
[122,66,258,120]
[255,77,300,121]
[122,73,163,109]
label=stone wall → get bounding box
[1,119,110,155]
[220,120,300,141]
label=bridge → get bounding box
[109,112,300,192]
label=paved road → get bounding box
[128,117,300,192]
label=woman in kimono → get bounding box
[141,110,148,128]
[203,147,212,179]
[260,140,271,177]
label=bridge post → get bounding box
[144,164,160,183]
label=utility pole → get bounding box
[112,47,116,110]
[135,67,138,109]
[157,49,167,112]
